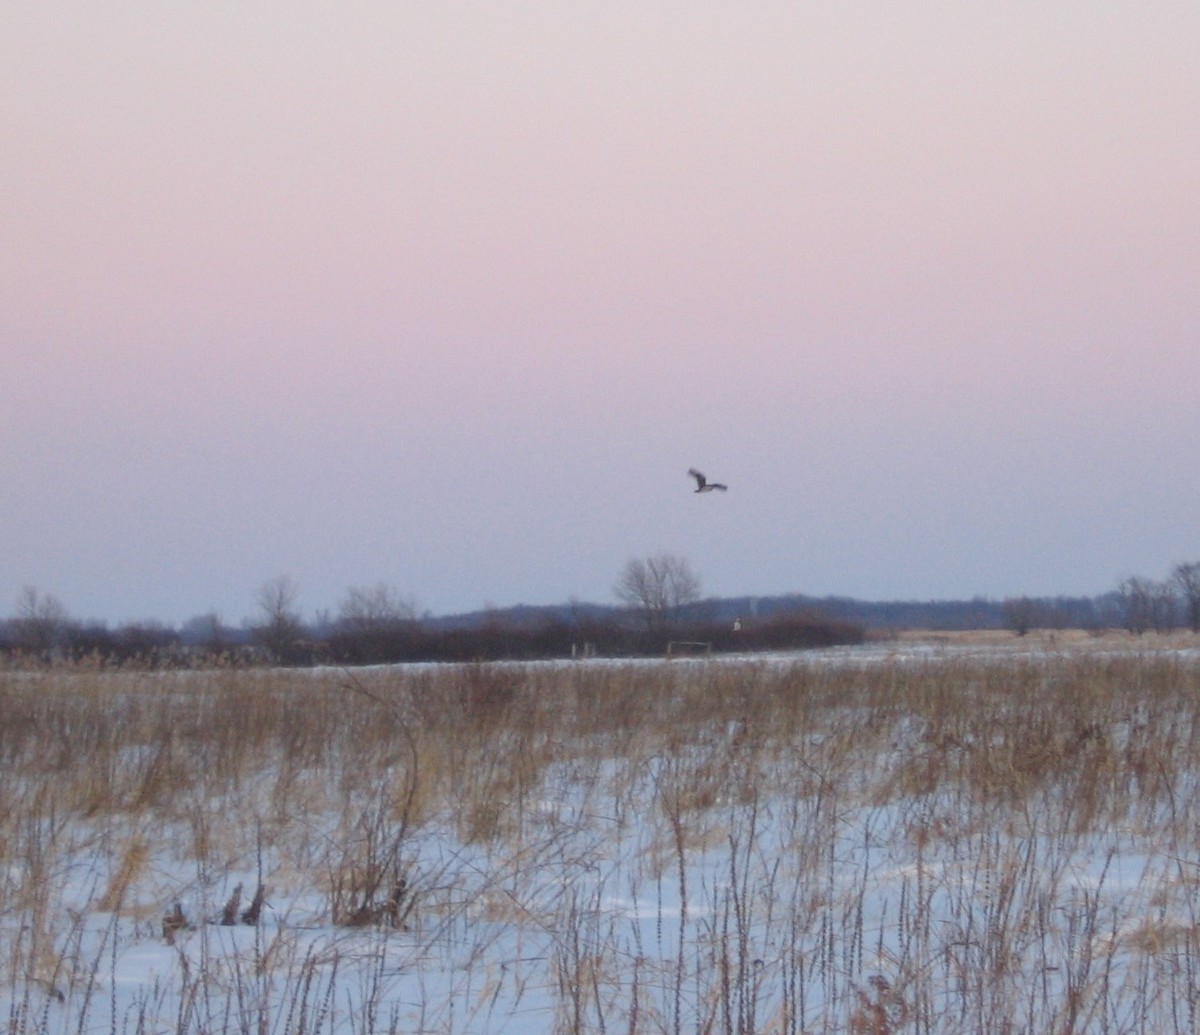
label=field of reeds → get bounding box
[4,638,1200,1033]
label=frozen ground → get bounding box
[4,637,1200,1033]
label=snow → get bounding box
[5,640,1200,1033]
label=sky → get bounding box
[3,2,1199,627]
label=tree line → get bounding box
[998,561,1200,637]
[8,555,1197,666]
[0,556,863,666]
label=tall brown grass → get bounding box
[3,644,1200,1031]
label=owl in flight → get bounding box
[688,468,727,493]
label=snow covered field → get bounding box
[4,638,1200,1033]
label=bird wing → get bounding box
[687,468,706,487]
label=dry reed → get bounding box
[3,644,1200,1031]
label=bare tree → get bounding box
[614,553,701,631]
[1173,562,1200,633]
[1002,596,1040,637]
[1151,580,1180,633]
[335,583,419,662]
[1119,576,1161,636]
[1003,596,1073,636]
[12,586,72,656]
[255,575,305,661]
[339,583,417,636]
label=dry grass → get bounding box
[3,641,1200,1031]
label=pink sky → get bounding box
[3,3,1198,624]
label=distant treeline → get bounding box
[711,592,1127,633]
[0,605,864,667]
[425,591,1128,636]
[5,571,1198,667]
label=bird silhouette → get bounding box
[688,468,727,493]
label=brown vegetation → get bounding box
[3,642,1200,1030]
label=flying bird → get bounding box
[688,468,727,493]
